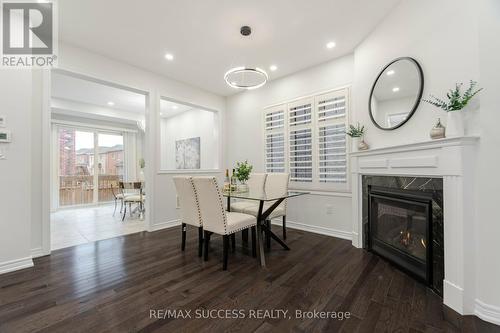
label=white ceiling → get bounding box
[51,72,146,113]
[59,0,401,96]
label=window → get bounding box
[263,87,350,191]
[264,105,285,173]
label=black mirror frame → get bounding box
[368,57,424,131]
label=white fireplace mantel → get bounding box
[350,136,479,316]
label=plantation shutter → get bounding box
[315,89,348,184]
[288,98,313,182]
[264,105,286,173]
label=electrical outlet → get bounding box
[326,204,333,215]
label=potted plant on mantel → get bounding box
[422,80,483,137]
[346,123,369,151]
[235,160,253,192]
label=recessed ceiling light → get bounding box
[326,41,336,49]
[172,105,178,110]
[107,101,115,106]
[270,65,278,71]
[386,70,395,76]
[392,87,400,92]
[165,53,174,61]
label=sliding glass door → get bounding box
[57,126,125,207]
[97,133,124,203]
[58,128,95,206]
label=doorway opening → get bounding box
[50,70,148,250]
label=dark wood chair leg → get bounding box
[242,229,249,245]
[223,235,229,270]
[181,223,186,251]
[266,220,271,250]
[282,215,287,240]
[198,227,203,257]
[204,231,210,261]
[231,234,236,252]
[251,226,256,258]
[122,204,127,221]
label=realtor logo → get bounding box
[1,0,58,67]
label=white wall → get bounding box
[353,0,480,146]
[475,0,500,323]
[0,69,34,273]
[160,109,219,170]
[226,54,354,237]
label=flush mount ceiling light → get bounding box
[107,101,115,106]
[224,26,268,90]
[269,65,278,71]
[392,87,400,92]
[326,41,336,49]
[165,53,174,61]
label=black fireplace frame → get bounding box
[367,185,433,285]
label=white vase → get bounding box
[446,111,464,137]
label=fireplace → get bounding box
[368,186,432,283]
[362,176,444,295]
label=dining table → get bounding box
[223,189,309,268]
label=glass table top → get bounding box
[222,189,309,201]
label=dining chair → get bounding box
[173,176,203,257]
[229,173,267,213]
[243,173,290,243]
[119,181,145,221]
[192,176,256,270]
[111,183,125,216]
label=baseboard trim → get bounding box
[271,219,352,240]
[475,299,500,325]
[0,256,34,275]
[150,219,181,232]
[443,279,464,315]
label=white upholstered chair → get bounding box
[192,176,256,270]
[229,173,267,213]
[243,173,290,241]
[173,176,203,257]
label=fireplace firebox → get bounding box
[368,185,434,285]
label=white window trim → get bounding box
[262,86,352,193]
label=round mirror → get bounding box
[369,57,424,130]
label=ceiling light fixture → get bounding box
[326,41,336,49]
[224,26,268,90]
[392,87,400,92]
[107,101,115,106]
[270,65,278,71]
[225,67,268,90]
[386,70,395,76]
[165,53,174,61]
[172,105,178,109]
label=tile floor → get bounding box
[51,203,146,250]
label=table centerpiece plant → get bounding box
[235,160,253,192]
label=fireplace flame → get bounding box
[421,238,426,248]
[400,230,412,246]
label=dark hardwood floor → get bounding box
[0,227,498,333]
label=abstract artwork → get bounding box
[175,137,200,169]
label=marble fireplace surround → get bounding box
[350,136,479,316]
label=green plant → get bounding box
[235,160,253,183]
[422,80,483,112]
[346,123,365,138]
